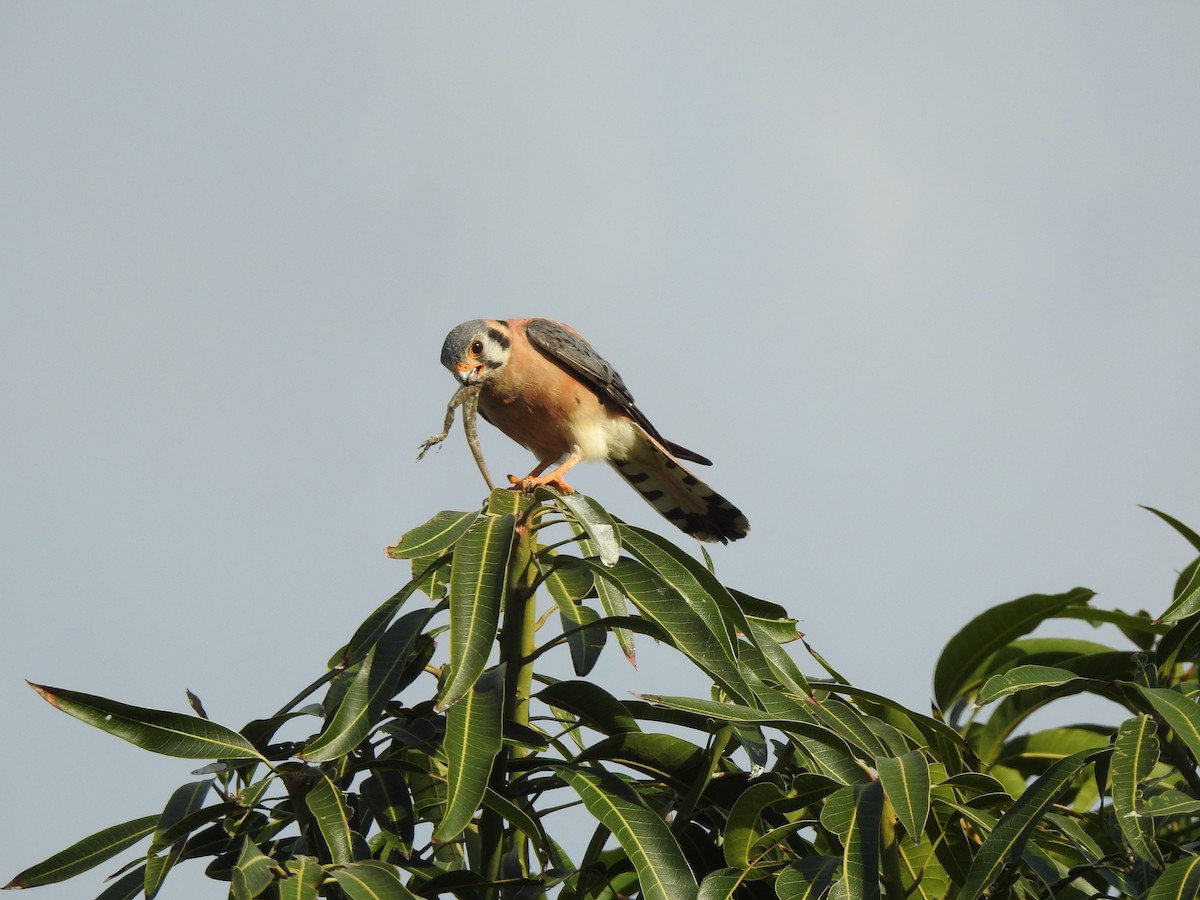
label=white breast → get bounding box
[569,413,639,462]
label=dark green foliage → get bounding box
[9,493,1200,899]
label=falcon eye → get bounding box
[469,339,484,358]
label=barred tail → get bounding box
[609,426,749,543]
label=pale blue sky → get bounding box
[3,6,1198,897]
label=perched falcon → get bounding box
[438,318,749,543]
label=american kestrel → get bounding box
[438,318,749,543]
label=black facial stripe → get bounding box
[487,327,511,350]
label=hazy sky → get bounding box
[3,6,1198,897]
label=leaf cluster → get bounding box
[8,495,1200,899]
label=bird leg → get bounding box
[508,454,581,495]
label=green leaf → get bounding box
[302,608,432,761]
[818,784,858,837]
[933,588,1093,710]
[723,781,787,870]
[1157,614,1200,679]
[434,665,505,842]
[143,845,176,898]
[1142,508,1200,623]
[558,491,621,566]
[149,780,212,852]
[1053,602,1163,630]
[1136,789,1200,816]
[173,822,229,863]
[808,682,973,766]
[343,571,440,665]
[236,775,274,809]
[1112,714,1162,864]
[992,726,1110,784]
[542,552,605,676]
[733,724,768,775]
[893,832,951,900]
[775,858,839,899]
[306,773,354,866]
[93,866,147,900]
[976,664,1080,705]
[558,603,605,677]
[1160,563,1200,623]
[876,750,930,840]
[1138,789,1200,815]
[936,771,1009,796]
[638,692,794,724]
[1142,506,1200,553]
[3,814,158,888]
[556,766,698,900]
[537,680,642,735]
[386,509,478,559]
[411,552,451,601]
[697,867,748,900]
[481,788,566,870]
[806,697,891,760]
[331,860,418,900]
[240,707,322,754]
[565,518,637,660]
[404,747,448,824]
[966,647,1136,763]
[1175,558,1200,615]
[640,693,863,781]
[619,524,744,658]
[230,837,276,900]
[576,733,714,791]
[739,629,809,700]
[700,868,753,897]
[586,558,755,705]
[277,856,325,900]
[842,781,883,900]
[27,682,264,760]
[591,552,636,662]
[957,748,1105,900]
[742,613,801,647]
[486,486,523,516]
[1146,855,1200,900]
[361,769,414,849]
[439,514,515,709]
[540,550,595,603]
[415,870,510,898]
[1136,684,1200,765]
[147,800,241,854]
[144,779,215,897]
[728,587,793,628]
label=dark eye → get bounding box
[469,340,484,357]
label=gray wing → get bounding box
[524,319,711,465]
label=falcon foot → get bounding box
[507,473,576,495]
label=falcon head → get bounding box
[440,319,512,385]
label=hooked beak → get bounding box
[454,361,483,385]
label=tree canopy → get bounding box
[8,491,1200,899]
